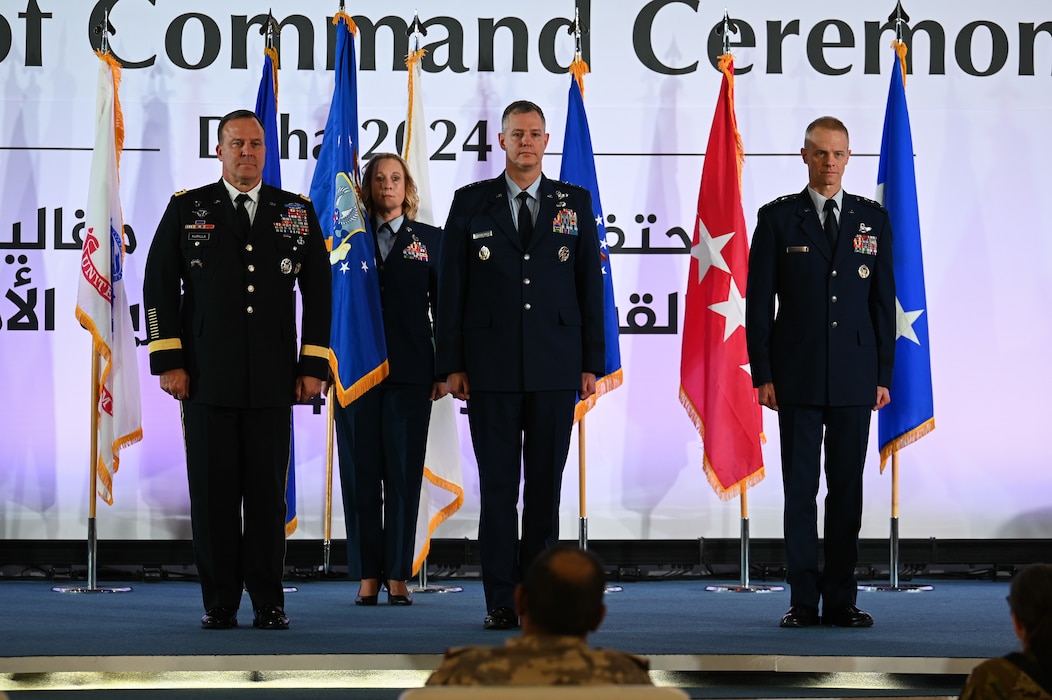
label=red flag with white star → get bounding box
[678,55,764,499]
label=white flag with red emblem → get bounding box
[74,51,142,505]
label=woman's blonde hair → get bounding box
[361,152,420,221]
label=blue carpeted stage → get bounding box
[0,576,1013,698]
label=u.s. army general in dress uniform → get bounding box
[435,101,605,630]
[746,116,895,630]
[143,110,330,631]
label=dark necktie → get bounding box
[235,193,252,235]
[823,198,839,249]
[377,222,395,261]
[516,191,532,248]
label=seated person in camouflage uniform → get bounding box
[426,545,651,686]
[959,563,1052,700]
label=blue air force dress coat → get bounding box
[144,180,331,403]
[336,218,441,582]
[435,174,606,386]
[379,220,442,385]
[435,173,605,614]
[745,188,895,612]
[745,189,895,407]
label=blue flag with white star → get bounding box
[559,68,623,421]
[308,13,387,405]
[876,44,934,471]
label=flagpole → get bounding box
[891,452,900,586]
[704,483,781,594]
[322,384,335,574]
[53,349,131,594]
[740,487,749,588]
[577,416,587,550]
[858,450,932,592]
[858,1,933,595]
[55,11,133,596]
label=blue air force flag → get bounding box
[308,13,388,406]
[876,44,935,470]
[559,70,623,422]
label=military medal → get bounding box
[479,246,490,261]
[276,204,311,238]
[858,264,870,279]
[403,238,429,262]
[558,246,570,262]
[552,209,579,236]
[853,234,878,255]
[281,258,293,274]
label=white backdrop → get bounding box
[1,1,1049,542]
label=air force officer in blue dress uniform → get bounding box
[436,100,605,630]
[334,153,445,607]
[746,116,895,629]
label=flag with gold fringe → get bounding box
[559,56,623,423]
[403,37,465,575]
[678,54,764,499]
[877,40,934,471]
[74,50,142,504]
[309,12,388,406]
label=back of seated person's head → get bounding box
[1009,563,1052,667]
[519,545,606,636]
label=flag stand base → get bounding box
[579,516,622,593]
[52,520,132,593]
[410,558,463,594]
[705,517,783,593]
[705,584,783,593]
[52,585,132,594]
[858,517,933,593]
[858,583,933,592]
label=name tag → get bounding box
[787,246,809,253]
[472,230,493,239]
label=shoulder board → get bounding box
[458,179,490,192]
[298,193,311,202]
[551,179,586,193]
[850,194,883,208]
[760,193,798,209]
[173,189,188,197]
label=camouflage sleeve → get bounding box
[959,658,1018,700]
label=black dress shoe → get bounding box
[387,592,413,606]
[252,605,290,630]
[779,605,820,628]
[201,607,238,629]
[483,606,519,630]
[822,605,874,627]
[354,594,378,606]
